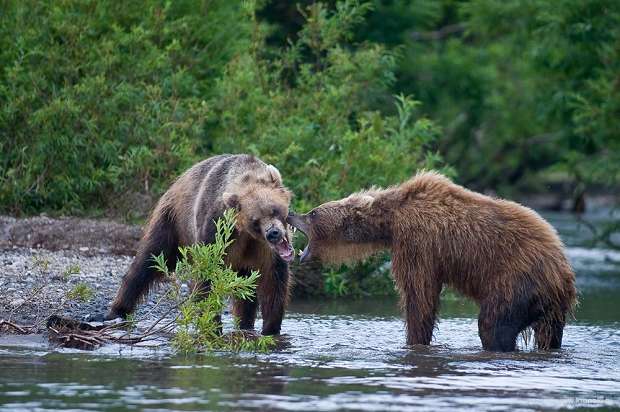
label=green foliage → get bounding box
[358,0,620,198]
[207,0,450,291]
[324,268,350,297]
[0,0,251,217]
[1,0,448,224]
[323,252,395,297]
[31,255,50,272]
[207,0,451,212]
[154,209,275,353]
[66,283,94,302]
[62,264,81,280]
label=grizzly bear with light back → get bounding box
[108,154,294,335]
[288,171,577,351]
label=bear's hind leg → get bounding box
[107,210,178,319]
[533,313,565,350]
[478,315,519,352]
[233,298,258,330]
[478,295,533,352]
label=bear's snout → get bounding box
[286,212,310,236]
[266,227,282,243]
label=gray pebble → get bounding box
[10,298,25,307]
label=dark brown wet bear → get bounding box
[107,154,295,335]
[288,171,577,351]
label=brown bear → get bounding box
[107,154,295,335]
[288,171,577,351]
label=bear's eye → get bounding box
[309,210,317,218]
[272,207,278,217]
[252,218,260,228]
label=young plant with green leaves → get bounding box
[154,209,275,353]
[66,283,94,303]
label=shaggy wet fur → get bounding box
[108,154,293,335]
[288,171,577,351]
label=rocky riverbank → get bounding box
[0,215,324,331]
[0,247,179,332]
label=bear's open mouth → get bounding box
[272,236,295,262]
[285,212,312,263]
[299,243,311,263]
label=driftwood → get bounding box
[0,319,34,334]
[46,310,178,350]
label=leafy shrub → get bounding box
[207,1,451,212]
[66,283,94,303]
[0,0,251,217]
[154,209,275,353]
[357,0,620,199]
[324,252,395,297]
[1,0,448,215]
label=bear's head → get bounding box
[287,192,388,264]
[223,177,294,262]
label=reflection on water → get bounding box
[1,212,619,411]
[1,311,619,411]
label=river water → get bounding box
[1,212,619,411]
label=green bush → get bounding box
[1,0,448,219]
[206,1,451,294]
[206,1,451,211]
[353,0,620,199]
[0,0,251,217]
[154,209,275,353]
[323,252,395,297]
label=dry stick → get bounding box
[7,284,46,322]
[97,320,132,334]
[49,327,105,349]
[48,299,183,349]
[138,280,178,320]
[93,316,177,345]
[0,319,34,334]
[107,277,187,341]
[50,325,120,348]
[99,281,195,346]
[106,294,187,344]
[121,300,185,342]
[117,280,197,341]
[133,313,181,341]
[49,279,199,349]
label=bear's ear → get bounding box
[279,187,293,202]
[223,192,240,211]
[267,164,282,185]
